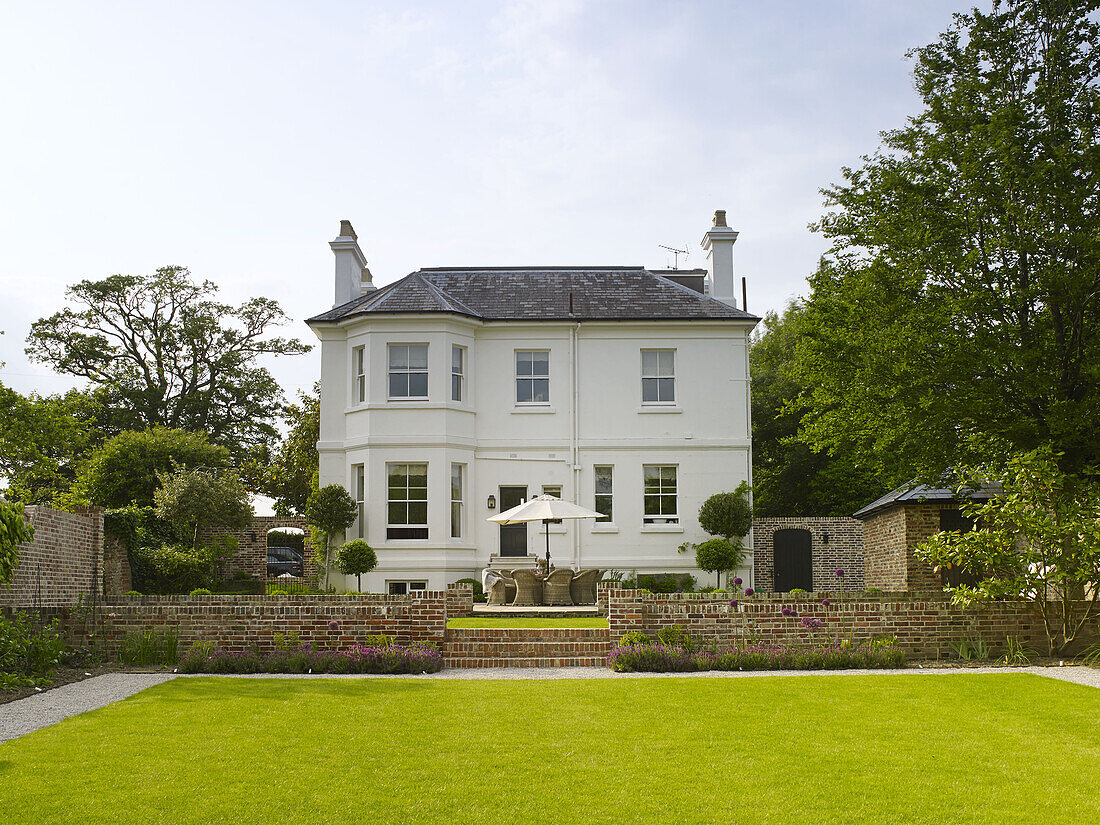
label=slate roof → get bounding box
[307,267,759,324]
[852,481,1001,520]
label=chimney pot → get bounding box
[700,209,739,308]
[330,220,371,307]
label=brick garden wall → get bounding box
[197,515,317,582]
[62,582,474,656]
[0,505,104,611]
[753,517,864,593]
[602,584,1072,658]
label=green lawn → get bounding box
[447,616,609,628]
[2,674,1098,824]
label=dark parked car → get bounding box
[267,546,304,577]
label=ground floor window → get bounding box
[594,465,613,522]
[642,464,678,524]
[541,484,562,524]
[451,463,464,538]
[387,462,428,540]
[387,581,427,595]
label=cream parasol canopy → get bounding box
[487,494,603,569]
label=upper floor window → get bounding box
[641,349,675,404]
[353,346,366,403]
[386,462,428,540]
[515,350,549,404]
[388,344,428,399]
[452,346,465,402]
[643,464,678,524]
[594,466,613,522]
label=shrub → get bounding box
[0,500,34,585]
[0,612,66,690]
[117,629,179,666]
[179,641,443,675]
[619,631,652,646]
[695,538,745,590]
[789,588,809,595]
[655,624,694,651]
[361,634,392,648]
[124,590,142,596]
[336,539,377,591]
[607,639,907,673]
[637,573,696,593]
[129,542,218,594]
[189,588,212,596]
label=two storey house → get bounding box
[306,211,759,594]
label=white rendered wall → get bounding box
[313,315,755,593]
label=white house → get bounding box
[306,211,760,594]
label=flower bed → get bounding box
[607,639,906,673]
[179,640,443,675]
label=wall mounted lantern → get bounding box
[487,494,497,510]
[821,531,830,545]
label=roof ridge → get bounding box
[417,273,481,317]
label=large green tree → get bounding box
[917,448,1100,654]
[797,0,1100,480]
[750,301,888,515]
[259,385,319,516]
[26,266,310,463]
[0,384,105,505]
[76,427,230,509]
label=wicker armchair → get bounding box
[510,569,543,606]
[486,573,516,605]
[570,568,603,604]
[542,568,575,605]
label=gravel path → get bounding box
[2,666,1096,744]
[0,673,177,744]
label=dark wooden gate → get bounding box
[773,528,813,592]
[498,486,528,557]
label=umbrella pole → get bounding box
[545,519,551,570]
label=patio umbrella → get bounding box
[487,494,603,570]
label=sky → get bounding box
[0,0,970,403]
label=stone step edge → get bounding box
[445,657,609,669]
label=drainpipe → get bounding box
[571,320,581,570]
[745,331,754,590]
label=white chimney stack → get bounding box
[330,219,374,307]
[700,209,739,308]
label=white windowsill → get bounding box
[640,524,684,533]
[637,406,682,414]
[388,397,430,402]
[511,406,556,414]
[590,524,619,534]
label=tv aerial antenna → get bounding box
[658,243,689,270]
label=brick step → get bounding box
[445,628,610,668]
[447,628,609,642]
[445,655,608,669]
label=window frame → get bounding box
[450,463,465,539]
[642,464,679,524]
[387,581,427,595]
[353,463,365,539]
[451,345,465,403]
[386,462,429,540]
[641,349,676,405]
[514,349,550,405]
[387,343,429,400]
[593,465,613,523]
[353,345,366,404]
[541,484,563,525]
